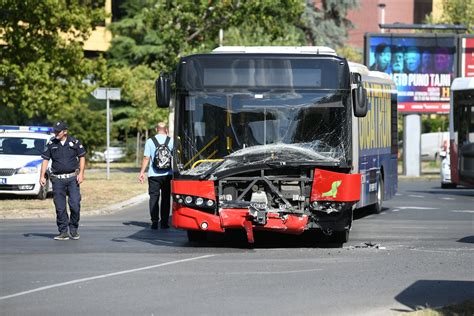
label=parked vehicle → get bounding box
[446,77,474,188]
[0,126,53,199]
[421,132,449,161]
[90,147,126,162]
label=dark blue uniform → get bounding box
[42,135,86,234]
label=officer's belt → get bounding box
[51,171,78,179]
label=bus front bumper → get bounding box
[172,205,309,243]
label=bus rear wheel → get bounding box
[371,176,384,214]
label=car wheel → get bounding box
[37,180,48,200]
[441,183,457,189]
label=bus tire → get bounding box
[187,230,207,242]
[371,176,384,214]
[331,229,350,244]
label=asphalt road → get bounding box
[1,179,473,315]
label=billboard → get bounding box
[365,34,458,113]
[460,35,474,77]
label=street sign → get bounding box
[91,88,121,101]
[90,87,121,180]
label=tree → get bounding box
[108,0,305,72]
[0,0,106,151]
[424,0,474,33]
[299,0,358,48]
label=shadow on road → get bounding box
[392,280,474,312]
[458,235,474,244]
[23,233,56,239]
[119,221,346,249]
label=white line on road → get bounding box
[392,209,400,212]
[451,210,474,213]
[395,206,438,210]
[0,255,215,300]
[440,197,455,200]
[408,195,425,198]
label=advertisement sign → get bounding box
[365,34,457,113]
[460,36,474,77]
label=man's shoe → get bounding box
[70,232,80,240]
[151,222,158,230]
[160,223,170,229]
[54,232,69,240]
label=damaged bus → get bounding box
[156,46,398,244]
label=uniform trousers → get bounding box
[148,175,171,224]
[52,177,81,234]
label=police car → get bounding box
[0,126,53,199]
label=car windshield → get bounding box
[0,137,47,156]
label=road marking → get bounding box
[408,195,425,198]
[0,255,215,300]
[440,197,454,200]
[395,193,403,196]
[392,209,400,212]
[451,210,474,213]
[395,206,438,210]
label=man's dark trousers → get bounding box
[52,177,81,234]
[148,175,171,225]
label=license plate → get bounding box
[0,178,6,184]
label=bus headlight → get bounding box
[195,197,204,206]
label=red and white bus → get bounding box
[446,77,474,188]
[156,46,397,244]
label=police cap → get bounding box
[53,121,68,132]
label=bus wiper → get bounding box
[198,160,226,179]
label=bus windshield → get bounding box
[175,55,351,177]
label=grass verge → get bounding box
[0,170,147,219]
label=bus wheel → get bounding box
[187,230,207,242]
[331,229,350,244]
[371,176,384,214]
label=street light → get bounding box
[378,3,386,34]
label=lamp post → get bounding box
[378,3,386,33]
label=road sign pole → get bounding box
[106,89,110,180]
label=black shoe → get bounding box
[54,232,69,240]
[160,223,170,229]
[151,222,158,230]
[70,232,80,240]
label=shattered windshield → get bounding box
[175,55,351,177]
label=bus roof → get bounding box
[212,46,337,55]
[451,77,474,91]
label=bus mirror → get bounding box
[352,73,362,84]
[353,85,368,117]
[156,73,171,108]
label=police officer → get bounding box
[39,121,86,240]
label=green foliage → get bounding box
[108,0,306,72]
[424,0,474,33]
[105,65,168,135]
[336,46,363,63]
[0,0,107,152]
[300,0,358,48]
